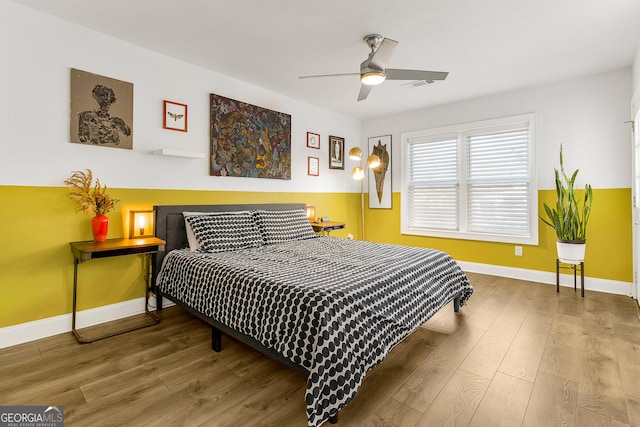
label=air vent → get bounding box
[402,80,434,89]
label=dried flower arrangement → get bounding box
[64,169,119,216]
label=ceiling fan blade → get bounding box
[298,72,360,79]
[369,38,398,70]
[385,69,449,82]
[357,84,373,102]
[385,68,449,82]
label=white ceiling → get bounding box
[13,0,640,120]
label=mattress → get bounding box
[156,236,473,426]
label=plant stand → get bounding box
[555,258,584,297]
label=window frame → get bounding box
[400,113,538,245]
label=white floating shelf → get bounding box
[152,149,205,159]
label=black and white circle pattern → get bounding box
[253,209,318,245]
[157,236,473,426]
[185,211,263,253]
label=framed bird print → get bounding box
[164,100,188,132]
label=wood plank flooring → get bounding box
[1,273,639,426]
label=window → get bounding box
[401,113,537,245]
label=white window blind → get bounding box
[401,114,537,245]
[406,137,458,230]
[467,127,530,236]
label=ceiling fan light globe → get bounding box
[361,72,386,86]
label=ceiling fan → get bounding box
[299,34,449,101]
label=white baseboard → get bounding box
[457,261,634,297]
[1,264,634,350]
[0,296,173,350]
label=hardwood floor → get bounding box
[2,273,639,426]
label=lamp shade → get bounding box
[348,147,363,160]
[306,206,316,222]
[352,166,364,180]
[129,210,154,238]
[367,154,381,169]
[361,71,386,86]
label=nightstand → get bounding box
[69,237,166,343]
[311,221,345,234]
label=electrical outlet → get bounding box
[515,246,523,256]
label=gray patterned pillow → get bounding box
[184,211,263,253]
[183,211,235,252]
[253,209,317,245]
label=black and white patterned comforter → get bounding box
[156,236,473,426]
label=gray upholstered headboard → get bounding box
[151,203,306,287]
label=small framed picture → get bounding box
[308,156,319,176]
[163,100,188,132]
[307,132,320,149]
[329,135,344,170]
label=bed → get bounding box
[152,203,473,427]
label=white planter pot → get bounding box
[556,240,586,264]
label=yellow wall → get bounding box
[366,189,632,283]
[0,185,632,329]
[0,186,359,328]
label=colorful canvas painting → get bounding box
[210,94,291,179]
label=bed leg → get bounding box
[329,413,338,424]
[156,292,163,312]
[211,326,222,352]
[454,295,461,313]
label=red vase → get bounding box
[92,214,109,242]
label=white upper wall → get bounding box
[0,0,361,192]
[363,68,633,190]
[3,0,634,194]
[634,44,640,111]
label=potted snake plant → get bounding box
[540,145,593,263]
